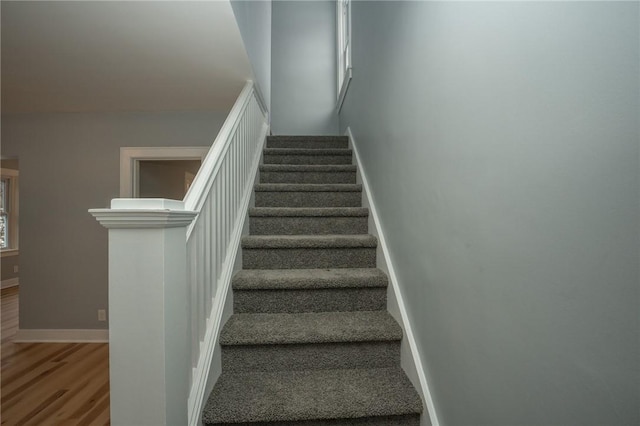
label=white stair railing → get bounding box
[90,81,269,426]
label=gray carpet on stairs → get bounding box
[233,287,387,313]
[203,135,422,425]
[232,268,387,289]
[266,135,349,149]
[221,341,401,373]
[220,311,402,345]
[202,368,422,425]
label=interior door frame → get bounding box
[119,147,209,198]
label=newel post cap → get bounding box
[89,198,197,229]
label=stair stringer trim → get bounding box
[345,127,440,426]
[187,124,269,426]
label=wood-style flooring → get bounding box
[0,287,110,425]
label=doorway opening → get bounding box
[119,147,208,199]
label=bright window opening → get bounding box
[337,0,352,110]
[0,170,18,251]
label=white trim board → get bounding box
[345,127,440,426]
[1,277,19,289]
[13,328,109,343]
[120,147,210,198]
[1,249,19,258]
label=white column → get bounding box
[90,199,197,426]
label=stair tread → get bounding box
[202,367,422,424]
[242,234,377,249]
[264,148,352,155]
[233,268,387,290]
[267,135,348,142]
[260,164,356,172]
[221,311,401,345]
[255,183,362,192]
[249,207,368,217]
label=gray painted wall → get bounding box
[1,254,19,282]
[271,1,338,135]
[339,2,639,425]
[1,111,227,330]
[231,0,272,114]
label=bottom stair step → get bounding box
[202,368,422,426]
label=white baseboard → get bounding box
[13,328,109,343]
[346,127,440,426]
[1,277,19,289]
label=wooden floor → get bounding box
[0,287,110,425]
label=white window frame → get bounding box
[336,0,352,112]
[1,168,19,256]
[120,147,209,198]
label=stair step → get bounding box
[254,184,362,208]
[242,234,377,249]
[267,135,349,149]
[263,148,353,165]
[242,235,377,270]
[202,368,423,425]
[233,268,387,313]
[233,268,387,290]
[221,311,401,345]
[260,164,357,184]
[249,207,368,235]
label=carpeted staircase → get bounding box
[202,136,423,426]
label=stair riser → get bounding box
[209,415,420,426]
[255,192,361,208]
[250,216,368,235]
[234,288,387,313]
[267,140,349,149]
[261,171,356,184]
[242,248,376,269]
[222,341,400,372]
[263,154,352,165]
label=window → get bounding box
[0,178,8,248]
[1,170,19,252]
[337,0,352,110]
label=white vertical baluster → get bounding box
[204,194,211,317]
[187,235,197,372]
[197,219,205,341]
[207,190,215,314]
[234,129,239,216]
[215,178,222,283]
[222,158,229,261]
[224,156,233,250]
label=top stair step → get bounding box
[267,135,349,149]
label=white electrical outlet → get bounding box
[13,265,18,273]
[98,309,107,321]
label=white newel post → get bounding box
[90,199,197,426]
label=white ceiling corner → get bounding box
[1,0,252,113]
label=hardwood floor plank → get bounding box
[0,288,110,425]
[27,360,108,425]
[75,393,110,426]
[2,345,106,419]
[13,389,68,426]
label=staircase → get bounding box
[202,135,423,426]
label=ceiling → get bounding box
[1,1,252,113]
